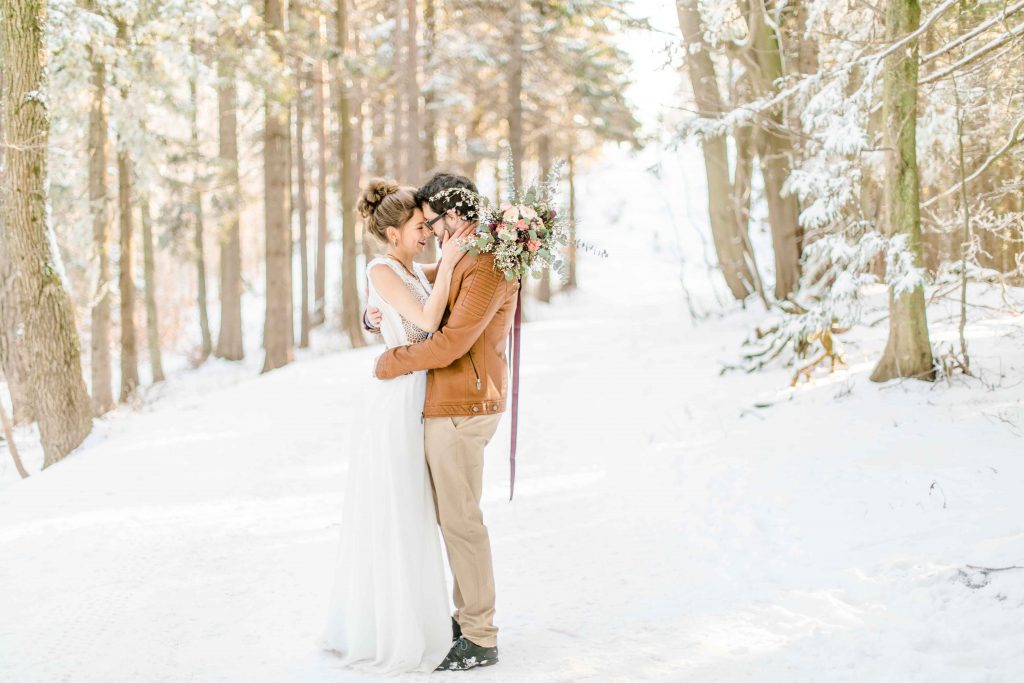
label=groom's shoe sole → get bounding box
[437,657,498,672]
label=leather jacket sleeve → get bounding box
[374,259,509,379]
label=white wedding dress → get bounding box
[324,257,451,674]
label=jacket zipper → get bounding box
[468,351,481,391]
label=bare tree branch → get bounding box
[920,20,1024,84]
[922,114,1024,208]
[921,0,1024,64]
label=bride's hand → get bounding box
[444,211,478,244]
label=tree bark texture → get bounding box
[1,0,93,464]
[262,0,295,373]
[871,0,935,382]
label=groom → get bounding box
[373,172,520,671]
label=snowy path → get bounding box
[3,262,1024,682]
[3,153,1024,681]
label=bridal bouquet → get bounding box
[432,161,570,282]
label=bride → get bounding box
[324,179,469,673]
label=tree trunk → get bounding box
[1,0,93,464]
[1,394,29,478]
[422,0,438,176]
[140,197,164,382]
[390,1,406,181]
[295,65,311,349]
[117,148,139,401]
[371,90,388,175]
[749,4,802,300]
[733,125,768,306]
[215,61,244,360]
[312,16,329,327]
[115,19,138,401]
[462,112,484,180]
[87,41,114,415]
[405,0,435,263]
[537,132,552,302]
[0,225,36,425]
[870,0,934,383]
[338,0,366,348]
[566,153,578,289]
[262,0,295,373]
[795,1,819,76]
[0,62,35,427]
[508,0,524,194]
[190,70,212,361]
[676,0,755,300]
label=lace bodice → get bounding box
[366,257,433,349]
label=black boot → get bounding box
[451,617,462,642]
[436,636,498,671]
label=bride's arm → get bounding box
[368,240,465,333]
[370,265,454,333]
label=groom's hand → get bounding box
[363,306,382,333]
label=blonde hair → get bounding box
[357,178,418,244]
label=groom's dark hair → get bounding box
[416,172,479,219]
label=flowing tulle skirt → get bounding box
[324,370,450,674]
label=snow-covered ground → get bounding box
[2,146,1024,682]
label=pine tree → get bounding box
[262,0,295,373]
[0,0,93,465]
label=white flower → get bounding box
[503,206,520,222]
[519,205,537,221]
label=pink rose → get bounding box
[516,219,527,231]
[527,239,541,253]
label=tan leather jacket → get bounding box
[374,253,520,418]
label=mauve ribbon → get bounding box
[509,286,522,501]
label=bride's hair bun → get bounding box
[358,178,401,218]
[358,178,418,245]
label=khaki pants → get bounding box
[424,414,501,648]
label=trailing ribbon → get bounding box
[509,286,522,501]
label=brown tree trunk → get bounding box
[748,3,801,300]
[88,40,114,415]
[0,229,36,425]
[390,1,406,181]
[462,112,484,180]
[215,61,244,360]
[422,0,438,176]
[508,0,524,193]
[0,56,35,426]
[405,0,435,263]
[140,196,164,382]
[537,132,552,302]
[312,16,329,327]
[295,65,311,349]
[262,0,295,373]
[676,0,755,300]
[566,153,578,290]
[117,148,139,401]
[871,0,934,382]
[338,0,366,348]
[1,394,29,478]
[189,69,212,361]
[115,18,138,402]
[371,90,388,175]
[1,0,93,464]
[733,125,768,306]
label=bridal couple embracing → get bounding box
[324,172,519,674]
